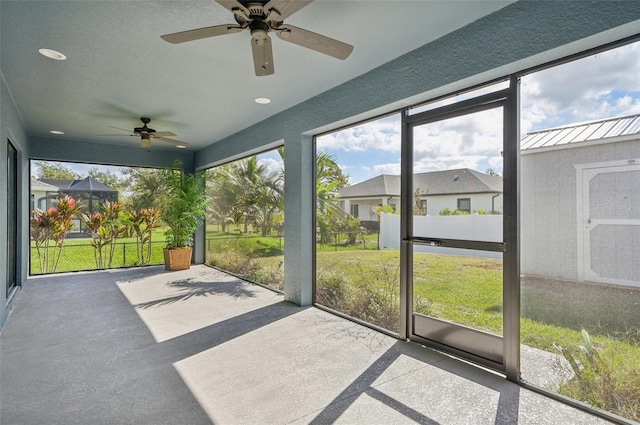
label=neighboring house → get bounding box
[30,178,61,212]
[521,113,640,287]
[338,168,503,221]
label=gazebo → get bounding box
[61,176,118,232]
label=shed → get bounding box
[521,114,640,288]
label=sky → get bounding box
[319,40,640,184]
[39,40,640,186]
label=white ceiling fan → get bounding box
[160,0,354,76]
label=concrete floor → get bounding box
[0,265,616,425]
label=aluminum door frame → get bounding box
[399,77,520,377]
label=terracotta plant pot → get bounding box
[163,247,192,271]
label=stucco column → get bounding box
[283,135,314,306]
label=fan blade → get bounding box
[154,136,189,147]
[277,25,353,60]
[215,0,249,14]
[99,133,136,137]
[161,25,243,44]
[153,131,177,137]
[264,0,313,21]
[251,34,274,76]
[108,126,135,133]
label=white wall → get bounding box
[380,213,503,258]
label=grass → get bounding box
[30,229,168,273]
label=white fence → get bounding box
[379,213,503,258]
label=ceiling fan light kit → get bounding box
[160,0,353,76]
[140,133,152,148]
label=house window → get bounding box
[457,198,471,213]
[420,199,427,214]
[350,204,359,218]
[390,203,397,212]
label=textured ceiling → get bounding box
[1,0,513,151]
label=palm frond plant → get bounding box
[160,160,209,270]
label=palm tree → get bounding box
[205,165,237,233]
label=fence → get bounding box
[315,231,380,251]
[379,213,503,258]
[206,234,284,255]
[30,240,165,275]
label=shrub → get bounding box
[316,270,349,311]
[208,239,260,276]
[554,329,640,421]
[31,195,82,273]
[316,263,400,333]
[439,208,470,216]
[246,261,284,291]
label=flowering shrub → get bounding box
[125,207,161,265]
[82,201,125,268]
[31,196,82,273]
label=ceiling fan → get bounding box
[160,0,354,76]
[106,117,188,149]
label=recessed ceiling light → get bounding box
[50,130,65,135]
[255,97,271,104]
[39,48,67,61]
[176,145,187,149]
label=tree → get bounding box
[229,156,271,233]
[34,161,80,180]
[88,167,128,193]
[315,150,349,214]
[314,150,353,243]
[205,165,237,233]
[251,172,283,236]
[316,150,349,191]
[121,167,166,211]
[485,168,500,176]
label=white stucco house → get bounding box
[338,168,503,222]
[30,178,60,212]
[521,113,640,287]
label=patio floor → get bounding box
[0,265,615,424]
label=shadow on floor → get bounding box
[306,340,520,425]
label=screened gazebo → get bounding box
[61,176,118,232]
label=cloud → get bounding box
[521,42,640,133]
[414,155,489,173]
[317,114,401,152]
[257,157,283,175]
[374,162,401,175]
[413,112,501,155]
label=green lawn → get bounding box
[30,229,167,274]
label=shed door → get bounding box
[578,160,640,287]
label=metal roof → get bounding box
[521,113,640,151]
[63,176,117,193]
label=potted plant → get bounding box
[160,160,209,271]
